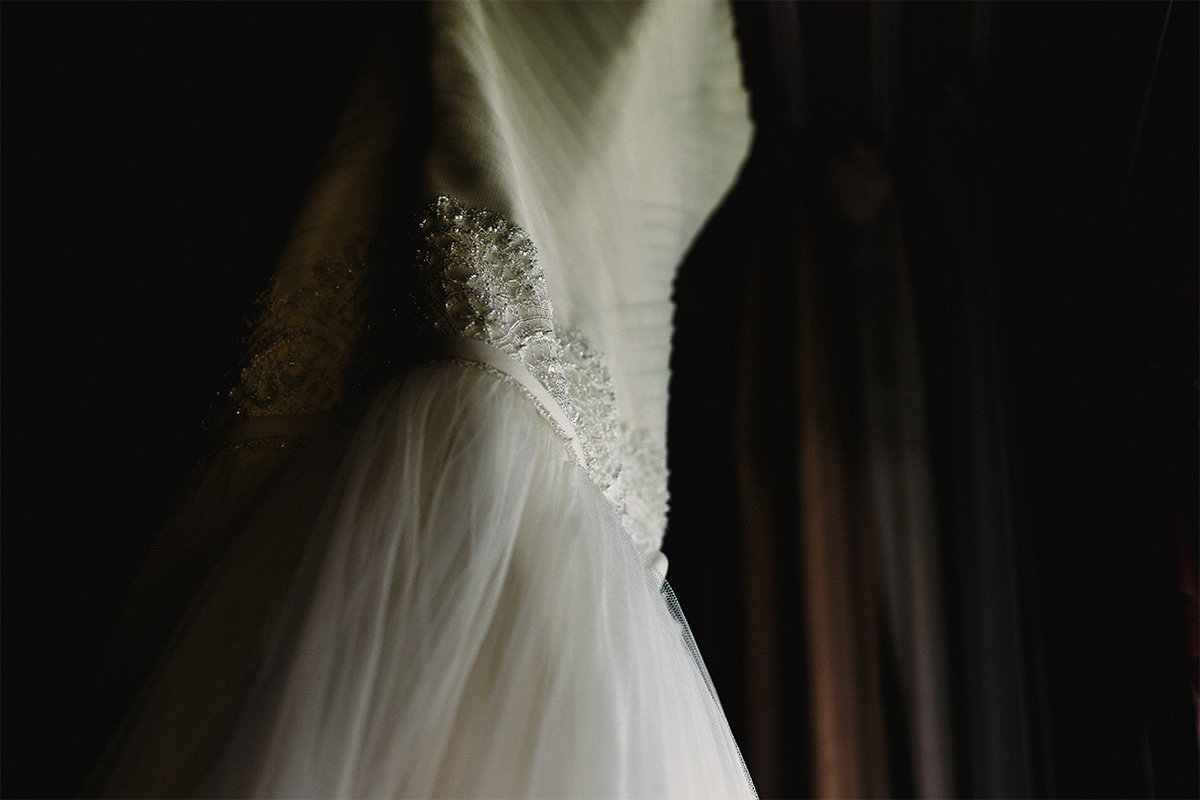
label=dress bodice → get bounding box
[422,0,753,553]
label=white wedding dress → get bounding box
[97,2,755,797]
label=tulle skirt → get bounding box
[99,361,755,798]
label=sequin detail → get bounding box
[219,242,371,422]
[416,199,569,420]
[415,196,669,555]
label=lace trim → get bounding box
[415,196,669,556]
[415,199,569,417]
[217,242,372,423]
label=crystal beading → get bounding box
[415,196,669,556]
[219,242,371,422]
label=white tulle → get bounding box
[101,362,753,798]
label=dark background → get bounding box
[667,3,1197,797]
[3,3,1196,797]
[3,6,382,795]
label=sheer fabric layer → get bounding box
[101,362,753,799]
[425,0,754,450]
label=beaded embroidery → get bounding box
[213,196,669,553]
[415,196,669,554]
[219,242,371,422]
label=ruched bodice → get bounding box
[423,0,753,553]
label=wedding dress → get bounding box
[96,2,755,797]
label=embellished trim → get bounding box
[414,196,669,557]
[215,241,373,424]
[415,198,569,418]
[436,337,584,464]
[437,356,580,457]
[205,196,671,556]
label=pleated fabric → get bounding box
[424,0,754,444]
